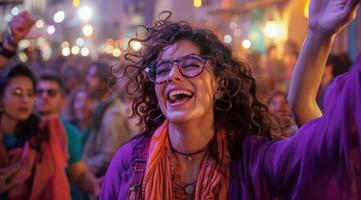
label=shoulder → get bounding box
[242,135,271,152]
[102,133,150,197]
[232,135,272,165]
[62,120,80,135]
[61,120,81,143]
[102,99,126,118]
[108,133,151,171]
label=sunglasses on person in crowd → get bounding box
[36,88,59,97]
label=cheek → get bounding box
[2,95,16,107]
[154,85,168,115]
[155,86,165,104]
[197,78,217,106]
[28,98,35,107]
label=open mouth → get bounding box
[18,107,30,114]
[167,89,194,104]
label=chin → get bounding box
[17,113,32,121]
[165,111,200,124]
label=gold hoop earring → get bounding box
[215,97,232,111]
[147,106,164,121]
[214,90,223,100]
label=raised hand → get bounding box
[9,11,35,42]
[308,0,359,36]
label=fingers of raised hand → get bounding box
[10,11,35,39]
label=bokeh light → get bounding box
[242,39,251,49]
[82,25,93,37]
[112,48,122,57]
[11,7,20,16]
[224,35,233,44]
[193,0,202,8]
[75,37,84,46]
[81,47,90,56]
[130,41,142,51]
[47,25,56,34]
[62,48,70,56]
[36,20,44,28]
[78,6,92,21]
[53,11,65,23]
[71,46,80,55]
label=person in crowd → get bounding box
[83,62,132,177]
[111,61,143,136]
[24,45,46,74]
[0,64,70,199]
[61,66,84,96]
[249,51,272,102]
[34,72,99,198]
[0,12,35,69]
[281,44,299,92]
[260,44,285,93]
[267,91,297,139]
[101,0,361,198]
[316,54,350,111]
[67,86,96,146]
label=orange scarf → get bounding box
[143,121,230,199]
[0,116,71,200]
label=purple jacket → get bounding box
[101,55,361,199]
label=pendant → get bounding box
[187,156,192,161]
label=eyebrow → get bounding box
[12,86,34,91]
[157,53,200,61]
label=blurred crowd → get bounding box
[247,41,352,138]
[0,11,354,200]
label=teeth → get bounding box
[169,90,192,101]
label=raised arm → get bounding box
[0,11,35,69]
[287,0,359,126]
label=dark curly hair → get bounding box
[0,64,49,157]
[122,11,275,159]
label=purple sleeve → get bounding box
[100,141,134,200]
[263,54,361,199]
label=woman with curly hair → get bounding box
[101,0,361,198]
[0,64,70,200]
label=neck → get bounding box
[79,119,90,129]
[168,120,215,183]
[1,114,18,134]
[168,120,214,160]
[41,112,58,118]
[100,89,111,101]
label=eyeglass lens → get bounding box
[151,55,205,83]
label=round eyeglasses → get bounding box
[145,54,210,84]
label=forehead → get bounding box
[37,80,61,89]
[7,76,34,89]
[160,40,200,60]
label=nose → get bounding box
[167,63,183,82]
[21,94,31,102]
